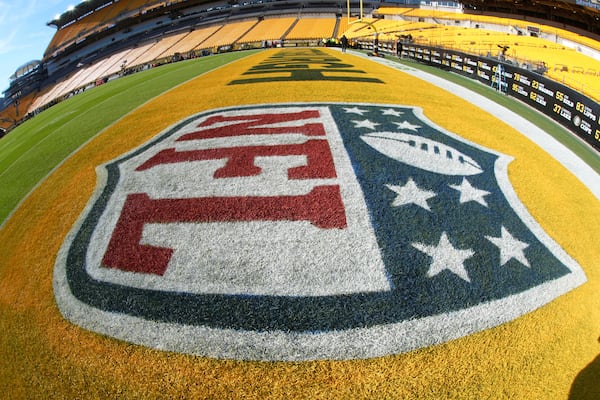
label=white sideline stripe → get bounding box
[348,49,600,201]
[0,54,256,232]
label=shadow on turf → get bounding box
[568,337,600,400]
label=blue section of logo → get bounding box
[329,105,571,317]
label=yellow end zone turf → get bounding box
[0,48,598,399]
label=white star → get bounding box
[485,226,530,268]
[343,107,369,115]
[449,178,491,207]
[352,119,380,130]
[385,178,436,211]
[381,108,404,117]
[393,121,421,131]
[412,232,475,283]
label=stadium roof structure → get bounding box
[46,0,212,29]
[47,0,113,28]
[9,60,42,82]
[47,0,600,34]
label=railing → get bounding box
[400,43,600,151]
[354,34,600,104]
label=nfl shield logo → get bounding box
[54,103,586,360]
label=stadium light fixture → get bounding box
[67,5,75,12]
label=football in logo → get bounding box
[53,103,586,361]
[361,132,483,175]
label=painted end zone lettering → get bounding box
[229,49,384,85]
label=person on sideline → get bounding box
[341,35,348,53]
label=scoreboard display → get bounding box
[407,44,600,151]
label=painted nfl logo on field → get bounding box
[54,103,586,361]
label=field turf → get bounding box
[0,51,259,225]
[0,48,598,399]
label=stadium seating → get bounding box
[349,6,600,102]
[168,26,225,54]
[0,92,37,128]
[344,18,437,43]
[285,16,338,40]
[133,34,189,65]
[45,1,133,57]
[376,5,600,53]
[239,17,297,43]
[3,0,600,128]
[198,20,259,50]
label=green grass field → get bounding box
[0,51,259,225]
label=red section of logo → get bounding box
[179,110,326,140]
[136,140,336,179]
[101,108,347,275]
[102,187,346,275]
